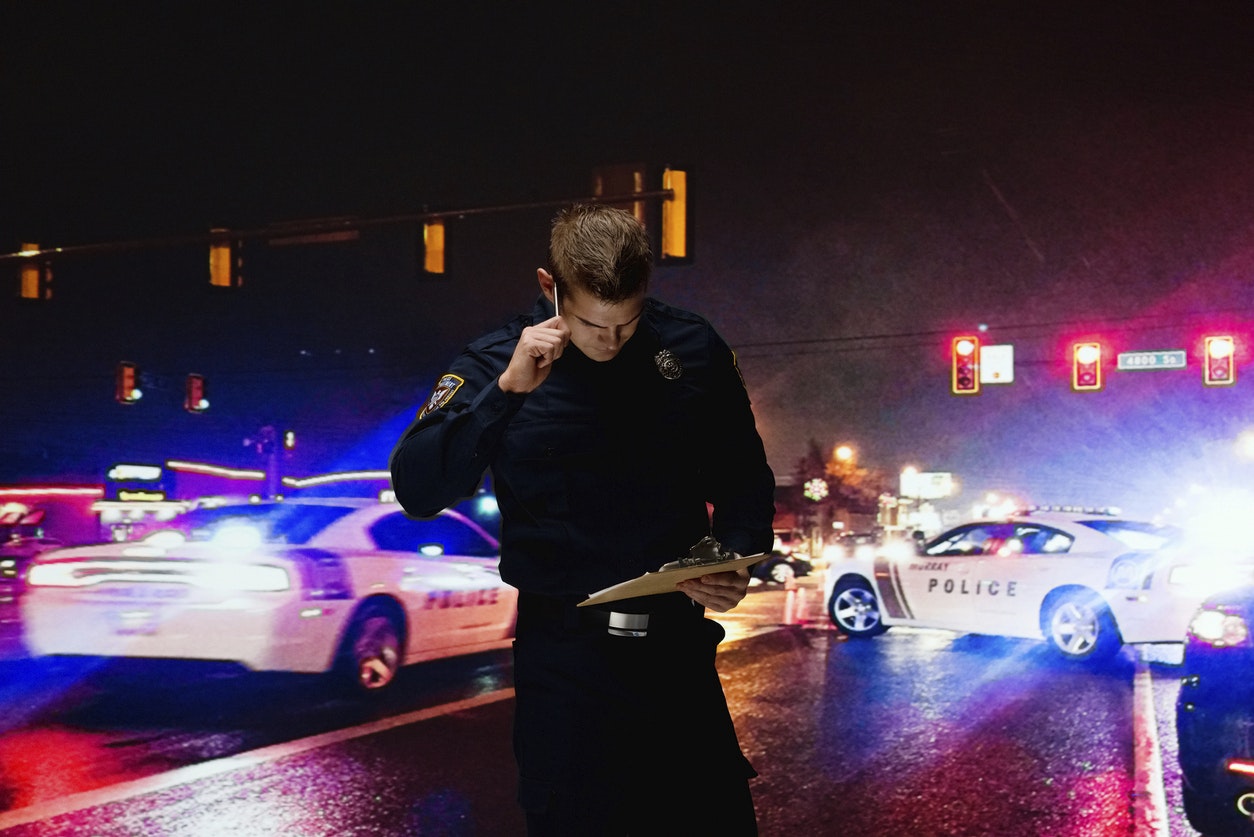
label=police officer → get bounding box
[390,204,775,835]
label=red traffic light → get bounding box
[1072,342,1103,391]
[184,374,209,412]
[951,336,980,395]
[1204,335,1236,386]
[115,362,141,404]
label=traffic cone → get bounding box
[782,574,798,625]
[795,585,810,624]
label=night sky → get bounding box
[6,1,1254,521]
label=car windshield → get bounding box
[1077,519,1176,551]
[161,504,358,545]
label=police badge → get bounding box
[654,349,682,380]
[417,373,464,420]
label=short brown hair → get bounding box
[548,204,652,303]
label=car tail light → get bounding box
[1228,758,1254,777]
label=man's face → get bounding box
[559,284,646,362]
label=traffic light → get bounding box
[422,219,445,274]
[1072,342,1103,391]
[951,336,980,395]
[283,429,296,450]
[592,162,648,222]
[184,374,209,412]
[18,243,52,300]
[209,230,243,288]
[1203,335,1236,386]
[660,167,689,262]
[115,362,141,404]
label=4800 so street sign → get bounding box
[1116,350,1187,371]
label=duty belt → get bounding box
[518,592,701,638]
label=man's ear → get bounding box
[537,268,557,303]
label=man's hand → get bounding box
[499,316,570,394]
[676,567,750,612]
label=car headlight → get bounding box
[1188,609,1251,647]
[26,563,75,587]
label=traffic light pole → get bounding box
[0,188,678,267]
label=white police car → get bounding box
[823,508,1254,661]
[21,498,516,692]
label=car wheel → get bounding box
[338,606,403,693]
[1043,590,1122,661]
[828,578,888,637]
[768,562,796,584]
[1182,784,1254,836]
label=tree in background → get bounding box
[777,439,892,554]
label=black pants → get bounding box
[512,593,758,836]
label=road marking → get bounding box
[1131,659,1170,836]
[0,687,515,831]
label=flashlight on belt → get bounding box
[607,611,650,637]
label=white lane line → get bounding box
[1131,659,1170,836]
[0,687,515,831]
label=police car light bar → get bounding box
[1021,505,1122,517]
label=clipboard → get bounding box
[577,552,768,607]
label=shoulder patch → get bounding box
[417,373,465,420]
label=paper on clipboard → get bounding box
[577,552,768,607]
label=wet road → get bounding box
[0,579,1200,836]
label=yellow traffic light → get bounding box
[592,163,648,224]
[423,219,445,274]
[209,230,242,288]
[661,168,688,261]
[18,243,52,300]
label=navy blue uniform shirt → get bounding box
[389,296,776,597]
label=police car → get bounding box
[823,508,1254,661]
[21,498,516,692]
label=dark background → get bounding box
[5,1,1254,520]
